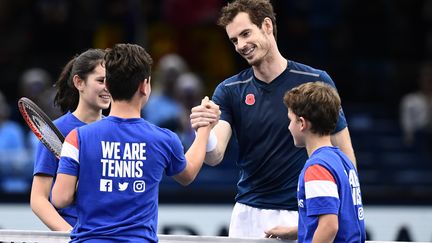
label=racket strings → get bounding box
[26,105,63,156]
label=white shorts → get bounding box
[228,202,298,238]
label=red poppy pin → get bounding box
[245,94,255,106]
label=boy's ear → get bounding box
[138,79,146,94]
[299,117,309,131]
[140,77,151,96]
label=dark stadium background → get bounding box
[0,0,431,205]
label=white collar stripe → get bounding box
[289,69,320,77]
[224,77,253,86]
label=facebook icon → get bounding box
[100,179,113,192]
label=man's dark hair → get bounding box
[217,0,277,39]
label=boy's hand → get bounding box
[265,225,298,240]
[190,96,220,130]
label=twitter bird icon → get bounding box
[118,182,129,191]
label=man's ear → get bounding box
[262,17,273,35]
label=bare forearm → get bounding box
[313,215,338,243]
[312,225,337,243]
[204,145,225,166]
[186,126,210,167]
[338,143,356,168]
[31,175,73,231]
[51,189,74,209]
[51,174,77,209]
[30,196,72,231]
[203,121,232,166]
[331,127,357,168]
[179,127,211,185]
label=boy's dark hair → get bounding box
[217,0,277,40]
[283,82,341,136]
[104,44,153,101]
[54,49,105,113]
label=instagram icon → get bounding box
[133,180,145,192]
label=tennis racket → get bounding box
[18,97,64,159]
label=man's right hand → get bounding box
[190,96,220,130]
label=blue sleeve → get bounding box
[57,128,79,177]
[319,71,347,133]
[306,197,340,216]
[57,157,79,176]
[305,162,340,217]
[166,132,187,176]
[212,82,233,125]
[33,141,58,176]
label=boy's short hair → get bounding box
[283,81,341,136]
[104,44,153,101]
[217,0,277,39]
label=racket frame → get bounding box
[18,97,64,159]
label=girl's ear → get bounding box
[72,75,84,91]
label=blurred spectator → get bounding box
[19,68,61,165]
[400,62,432,147]
[0,90,30,193]
[175,72,204,111]
[174,72,205,149]
[141,53,187,138]
[19,68,61,120]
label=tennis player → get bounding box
[30,49,110,231]
[265,82,365,242]
[190,0,356,238]
[51,43,215,242]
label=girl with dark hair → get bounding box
[30,49,111,231]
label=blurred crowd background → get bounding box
[0,0,431,205]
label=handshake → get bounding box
[190,96,221,131]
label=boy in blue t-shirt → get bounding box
[51,44,215,243]
[266,82,365,242]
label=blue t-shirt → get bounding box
[58,116,186,242]
[212,60,347,210]
[33,111,85,225]
[297,146,365,242]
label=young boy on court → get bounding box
[51,43,216,242]
[266,82,365,242]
